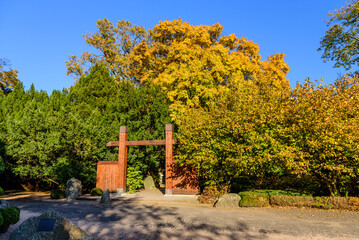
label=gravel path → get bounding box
[1,197,359,240]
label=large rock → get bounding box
[100,189,110,206]
[10,208,92,240]
[143,176,156,190]
[214,193,241,208]
[65,178,82,199]
[0,199,10,209]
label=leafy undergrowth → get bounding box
[198,185,229,204]
[234,190,359,210]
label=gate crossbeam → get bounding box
[107,139,177,147]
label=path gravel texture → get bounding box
[1,191,359,240]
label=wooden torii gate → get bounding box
[96,124,199,195]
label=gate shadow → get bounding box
[10,200,271,240]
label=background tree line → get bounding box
[1,1,359,196]
[0,64,170,191]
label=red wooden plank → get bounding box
[165,124,174,194]
[118,126,128,193]
[107,139,178,147]
[106,141,119,147]
[126,140,166,146]
[96,161,120,192]
[97,161,118,165]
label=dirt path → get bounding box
[1,197,359,240]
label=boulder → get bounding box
[214,193,241,208]
[143,176,156,190]
[0,199,10,209]
[100,189,110,206]
[65,178,82,199]
[10,208,92,240]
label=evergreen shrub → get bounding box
[0,156,4,175]
[126,166,144,193]
[90,187,103,196]
[0,206,20,233]
[50,189,65,199]
[198,185,229,204]
[238,191,270,207]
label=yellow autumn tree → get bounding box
[128,18,290,122]
[0,58,18,93]
[66,18,147,83]
[67,18,289,122]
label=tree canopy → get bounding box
[129,19,290,122]
[67,18,290,123]
[66,19,147,83]
[0,59,18,94]
[319,0,359,70]
[0,64,170,191]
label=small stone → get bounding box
[0,199,10,209]
[144,176,156,190]
[214,193,241,208]
[100,189,110,206]
[65,178,82,199]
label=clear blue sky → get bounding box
[0,0,348,93]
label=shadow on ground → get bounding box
[8,200,270,240]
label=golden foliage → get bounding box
[0,59,18,92]
[66,18,147,83]
[67,18,290,123]
[128,18,290,122]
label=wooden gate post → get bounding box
[118,126,128,194]
[165,124,174,195]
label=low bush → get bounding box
[269,195,359,210]
[238,191,270,207]
[314,197,359,210]
[0,212,3,226]
[265,190,309,197]
[0,206,20,233]
[90,187,103,196]
[270,195,315,207]
[0,207,20,225]
[198,185,229,204]
[348,197,359,205]
[50,189,65,199]
[0,187,4,196]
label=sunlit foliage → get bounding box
[129,18,290,122]
[319,0,359,70]
[177,75,359,196]
[0,59,18,94]
[66,18,147,83]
